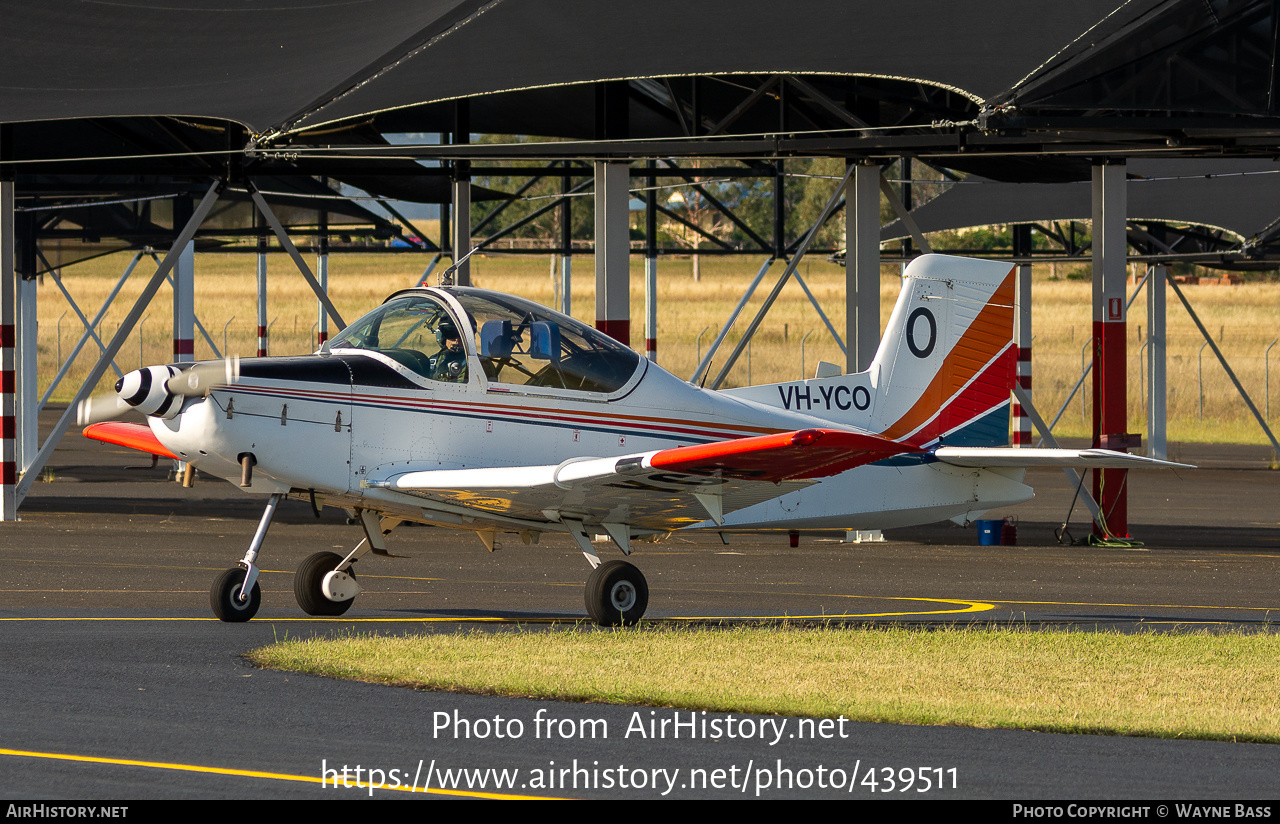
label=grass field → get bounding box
[249,625,1280,743]
[35,250,1280,444]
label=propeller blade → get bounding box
[165,356,240,398]
[76,393,129,426]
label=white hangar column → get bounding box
[845,161,881,374]
[594,160,631,345]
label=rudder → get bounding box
[869,255,1016,447]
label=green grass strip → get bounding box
[249,624,1280,743]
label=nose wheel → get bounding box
[585,560,648,626]
[211,568,261,622]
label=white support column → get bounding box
[1013,262,1033,446]
[16,275,36,472]
[561,169,573,316]
[316,241,329,347]
[644,256,657,361]
[451,172,471,286]
[172,240,195,363]
[256,237,268,356]
[594,161,631,345]
[846,161,881,373]
[1,177,15,520]
[1147,264,1167,460]
[561,255,572,316]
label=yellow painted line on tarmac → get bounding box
[967,597,1280,612]
[667,596,996,620]
[0,747,560,800]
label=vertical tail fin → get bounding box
[719,255,1016,448]
[869,255,1016,447]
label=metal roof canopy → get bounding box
[6,0,1280,171]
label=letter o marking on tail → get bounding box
[907,307,937,359]
[853,386,870,410]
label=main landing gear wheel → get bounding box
[585,560,649,627]
[295,551,357,616]
[211,568,261,622]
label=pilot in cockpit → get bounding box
[431,319,468,383]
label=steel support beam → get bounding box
[692,257,774,386]
[1013,225,1033,446]
[15,180,224,506]
[1091,162,1129,538]
[594,161,631,345]
[451,101,472,286]
[249,188,346,332]
[256,236,268,356]
[451,162,471,286]
[1146,264,1167,460]
[1168,274,1280,455]
[172,239,195,363]
[16,274,36,473]
[711,165,856,388]
[846,162,881,373]
[317,237,329,346]
[38,250,138,409]
[317,207,329,346]
[644,160,657,361]
[561,166,573,315]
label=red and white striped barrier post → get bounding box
[1013,262,1032,446]
[1,174,16,519]
[256,235,268,357]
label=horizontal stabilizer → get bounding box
[83,421,179,460]
[933,447,1193,470]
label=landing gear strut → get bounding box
[585,560,648,626]
[210,491,282,622]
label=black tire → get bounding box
[294,551,357,616]
[585,560,648,626]
[211,567,261,622]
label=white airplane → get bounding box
[80,254,1183,625]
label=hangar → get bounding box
[2,0,1278,533]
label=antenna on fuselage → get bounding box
[440,244,483,286]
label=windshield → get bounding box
[445,287,641,395]
[327,295,468,383]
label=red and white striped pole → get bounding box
[256,235,268,357]
[316,211,329,347]
[0,172,15,520]
[594,161,631,346]
[1012,261,1033,445]
[1092,162,1130,538]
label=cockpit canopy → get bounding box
[327,287,642,395]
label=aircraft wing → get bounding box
[367,428,916,531]
[933,447,1193,470]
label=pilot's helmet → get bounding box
[436,319,460,346]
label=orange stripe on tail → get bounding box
[878,267,1016,445]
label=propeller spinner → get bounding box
[77,358,239,425]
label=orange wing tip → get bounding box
[83,421,179,460]
[648,428,918,482]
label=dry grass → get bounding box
[248,625,1280,742]
[36,251,1280,444]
